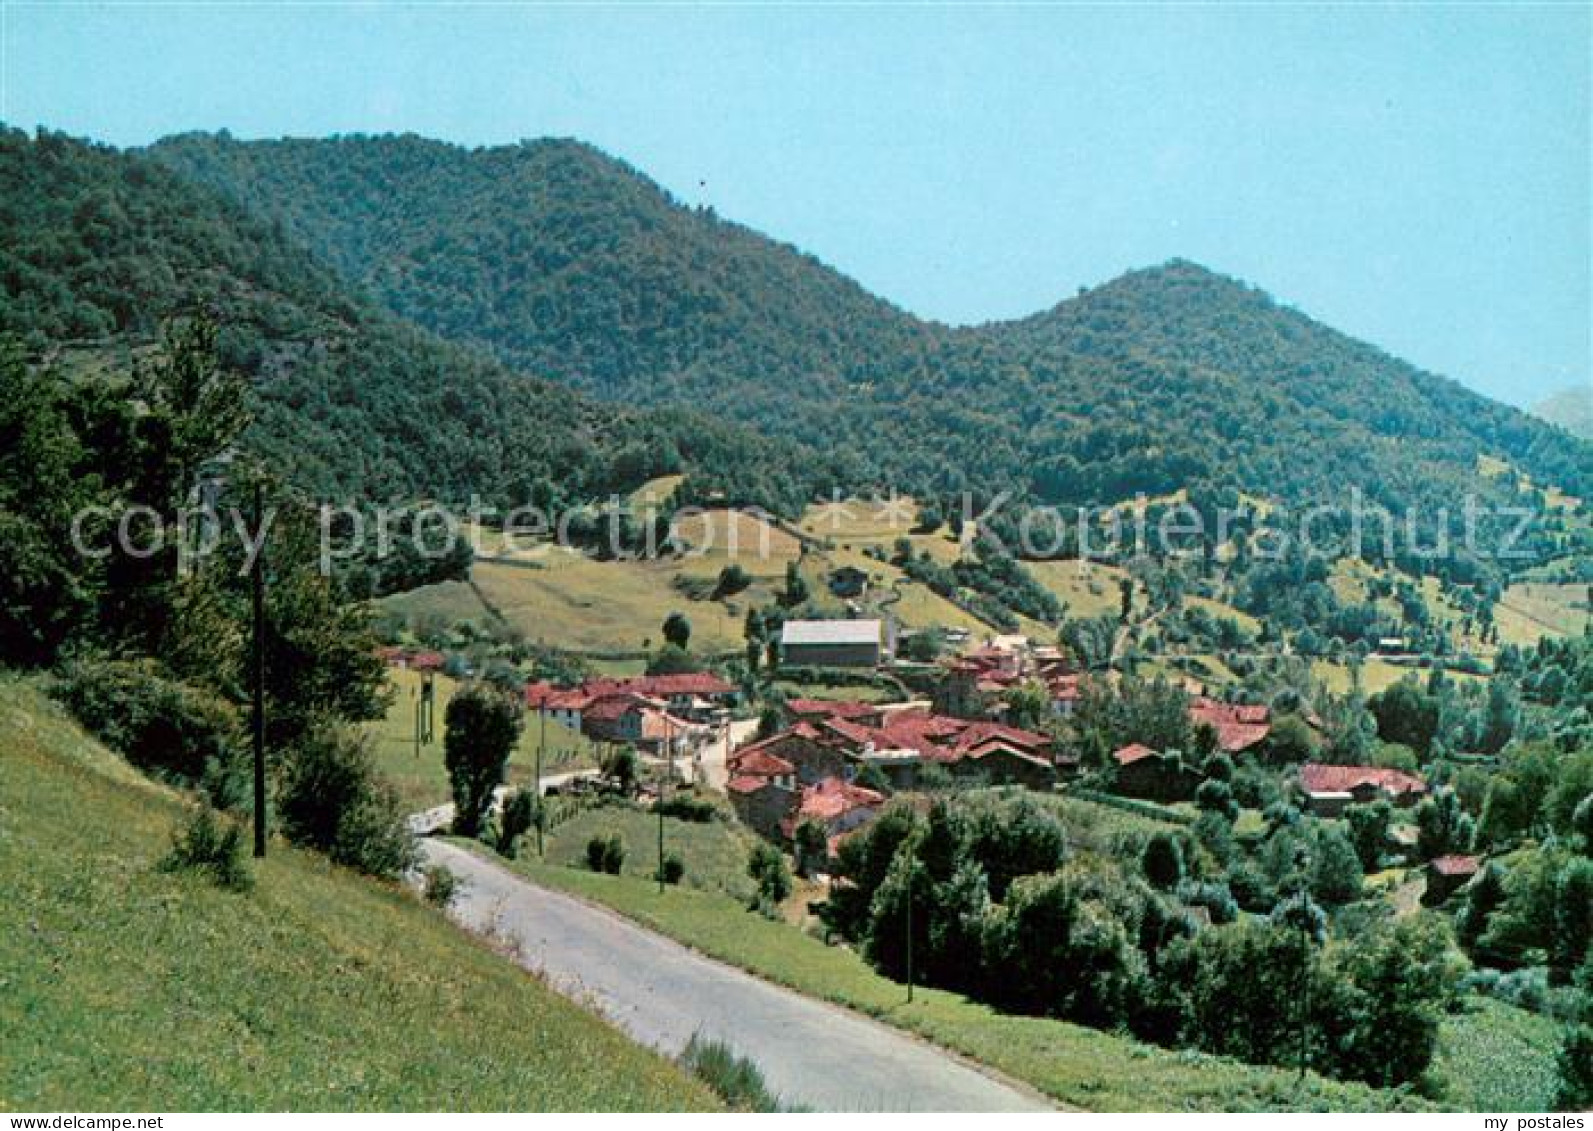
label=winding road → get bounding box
[419,839,1050,1112]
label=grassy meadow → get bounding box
[366,666,599,811]
[0,678,720,1112]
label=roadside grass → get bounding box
[530,797,760,902]
[1431,998,1563,1111]
[366,667,598,811]
[487,855,1433,1112]
[0,677,720,1112]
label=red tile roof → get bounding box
[583,692,653,723]
[785,698,879,720]
[780,776,886,835]
[1113,743,1159,766]
[1430,854,1481,877]
[729,745,798,778]
[1189,697,1272,752]
[728,774,777,795]
[589,672,734,697]
[1299,763,1427,798]
[524,681,593,711]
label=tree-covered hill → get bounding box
[149,131,1590,528]
[0,127,819,512]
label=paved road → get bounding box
[407,769,597,835]
[419,839,1050,1112]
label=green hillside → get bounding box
[0,127,814,513]
[150,132,1591,530]
[0,677,720,1111]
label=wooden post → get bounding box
[250,479,267,859]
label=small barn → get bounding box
[780,619,885,668]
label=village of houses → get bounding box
[384,610,1476,903]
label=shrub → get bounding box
[1141,831,1185,890]
[423,864,461,908]
[679,1035,784,1112]
[1195,778,1239,822]
[747,842,792,906]
[161,805,252,892]
[55,658,243,790]
[1178,879,1239,925]
[276,722,417,879]
[656,851,685,885]
[496,788,537,857]
[654,794,717,823]
[586,835,609,872]
[443,683,523,837]
[1553,1024,1593,1111]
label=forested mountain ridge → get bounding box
[0,127,821,512]
[149,131,1592,528]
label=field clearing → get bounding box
[367,668,598,810]
[501,857,1431,1112]
[378,578,492,628]
[0,679,717,1112]
[1185,594,1261,635]
[798,497,969,565]
[530,798,760,902]
[472,556,747,653]
[1431,998,1561,1111]
[1026,559,1129,621]
[1496,581,1588,643]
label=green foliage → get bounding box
[747,842,793,907]
[601,746,641,794]
[793,819,829,878]
[679,1036,785,1113]
[1554,1024,1593,1111]
[53,657,243,789]
[161,805,253,892]
[586,833,626,874]
[422,864,461,908]
[496,788,537,858]
[1141,831,1186,890]
[443,683,523,837]
[1416,790,1476,860]
[276,722,416,879]
[1344,800,1393,871]
[656,851,686,886]
[662,611,691,650]
[147,132,1591,571]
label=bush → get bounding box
[679,1035,785,1112]
[161,805,253,892]
[443,683,523,837]
[1141,831,1185,890]
[423,864,461,908]
[654,794,717,823]
[276,722,417,879]
[747,842,792,906]
[55,658,243,790]
[656,851,685,885]
[587,834,626,874]
[496,788,537,857]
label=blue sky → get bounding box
[3,3,1587,408]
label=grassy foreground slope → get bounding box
[0,679,719,1112]
[488,856,1433,1112]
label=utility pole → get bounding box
[905,859,914,1004]
[535,705,546,858]
[250,478,267,859]
[657,713,669,893]
[1296,848,1311,1081]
